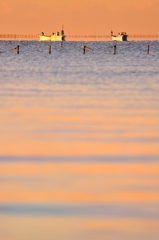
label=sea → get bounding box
[0,40,159,240]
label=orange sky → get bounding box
[0,0,159,35]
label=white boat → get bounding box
[111,31,128,41]
[39,29,66,41]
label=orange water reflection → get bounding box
[0,162,159,204]
[0,90,159,240]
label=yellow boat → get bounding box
[39,29,66,41]
[111,31,128,41]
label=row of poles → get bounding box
[13,44,150,55]
[113,44,150,55]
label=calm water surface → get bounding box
[0,40,159,240]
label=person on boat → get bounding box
[82,44,93,54]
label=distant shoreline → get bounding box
[0,34,159,41]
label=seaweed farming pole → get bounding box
[0,34,159,40]
[66,34,159,39]
[0,34,39,40]
[67,35,110,39]
[147,45,150,54]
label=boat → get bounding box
[111,31,128,41]
[39,28,66,41]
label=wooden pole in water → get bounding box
[17,45,19,54]
[114,45,116,55]
[147,44,150,54]
[48,45,51,54]
[82,45,86,54]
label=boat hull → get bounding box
[39,35,51,41]
[39,34,66,42]
[50,35,65,41]
[112,35,128,41]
